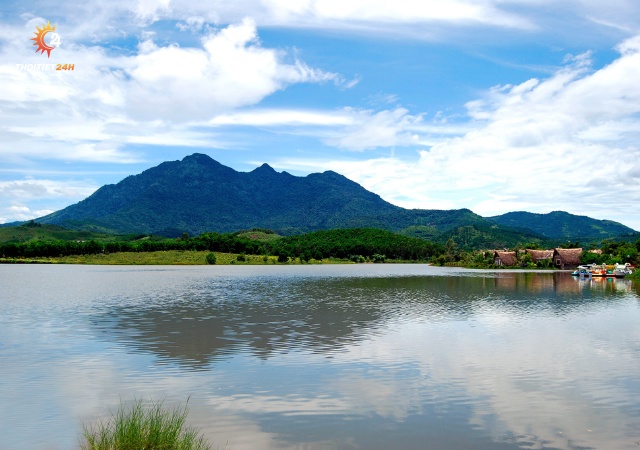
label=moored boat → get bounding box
[613,263,633,278]
[590,264,608,277]
[572,265,592,277]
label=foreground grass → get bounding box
[0,250,349,265]
[82,399,210,450]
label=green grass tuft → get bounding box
[81,399,210,450]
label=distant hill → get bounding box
[30,153,634,247]
[0,221,115,243]
[488,211,637,241]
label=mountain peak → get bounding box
[252,163,277,174]
[177,153,229,174]
[182,153,214,163]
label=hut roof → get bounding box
[494,251,518,266]
[553,248,583,265]
[526,249,554,261]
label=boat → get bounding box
[613,263,634,278]
[589,264,607,277]
[572,265,592,277]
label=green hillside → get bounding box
[0,221,116,243]
[488,211,637,241]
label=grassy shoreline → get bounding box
[0,250,360,265]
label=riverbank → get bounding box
[0,251,373,265]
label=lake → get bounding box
[1,264,639,449]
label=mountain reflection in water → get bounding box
[91,270,637,369]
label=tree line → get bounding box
[0,228,444,262]
[265,228,443,262]
[0,232,261,259]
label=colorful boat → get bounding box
[572,265,592,277]
[613,263,633,278]
[589,264,607,277]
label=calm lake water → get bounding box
[1,264,639,450]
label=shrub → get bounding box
[205,252,216,265]
[276,250,290,263]
[371,254,386,263]
[237,253,246,262]
[81,399,210,450]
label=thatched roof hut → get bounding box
[526,249,554,263]
[553,248,583,269]
[494,251,517,266]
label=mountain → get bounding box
[39,153,403,235]
[488,211,638,241]
[33,154,633,246]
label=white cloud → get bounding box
[176,16,206,33]
[0,179,98,223]
[135,0,171,22]
[0,179,98,200]
[327,108,425,150]
[208,107,464,150]
[121,0,537,33]
[91,0,640,42]
[209,109,354,127]
[415,39,640,219]
[271,38,640,230]
[11,0,508,40]
[0,18,339,166]
[3,204,55,222]
[125,17,339,120]
[9,0,640,49]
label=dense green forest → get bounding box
[0,230,261,259]
[264,228,443,261]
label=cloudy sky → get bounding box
[1,0,640,230]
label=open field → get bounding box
[0,251,343,265]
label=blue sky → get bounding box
[1,1,640,230]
